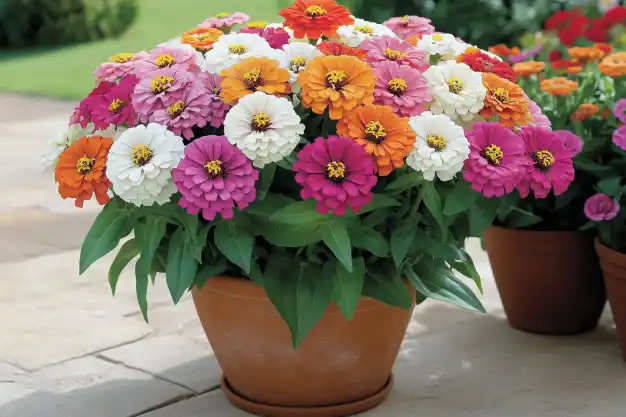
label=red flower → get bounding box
[279,0,354,40]
[544,9,588,46]
[605,6,626,26]
[548,50,562,61]
[551,59,578,71]
[457,47,517,82]
[594,43,613,55]
[585,6,626,43]
[317,41,367,59]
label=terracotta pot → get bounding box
[192,275,415,417]
[484,227,605,335]
[595,240,626,360]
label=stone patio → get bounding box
[1,92,625,417]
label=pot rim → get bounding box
[488,225,593,236]
[595,238,626,262]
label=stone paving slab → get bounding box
[143,391,250,417]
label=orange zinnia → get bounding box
[599,52,626,78]
[568,47,604,62]
[480,73,532,128]
[299,55,375,120]
[571,103,599,121]
[566,66,583,75]
[405,33,422,46]
[55,136,113,208]
[279,0,354,40]
[594,43,612,55]
[219,57,291,104]
[540,77,579,96]
[336,104,415,176]
[317,41,367,60]
[488,44,520,58]
[512,61,545,77]
[181,28,223,51]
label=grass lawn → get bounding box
[0,0,282,100]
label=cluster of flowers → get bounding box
[44,0,572,219]
[544,5,626,46]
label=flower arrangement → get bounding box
[44,1,552,347]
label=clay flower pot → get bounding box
[595,240,626,360]
[192,275,415,417]
[484,227,605,335]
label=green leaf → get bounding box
[135,216,167,285]
[80,199,135,274]
[362,273,412,309]
[363,208,391,228]
[193,224,212,262]
[350,227,389,257]
[261,222,322,247]
[597,176,622,197]
[448,248,483,293]
[321,219,353,272]
[422,182,446,233]
[384,170,422,193]
[444,181,478,216]
[390,223,417,268]
[328,258,365,320]
[356,194,400,214]
[108,239,139,296]
[245,194,295,217]
[270,199,328,225]
[135,261,149,322]
[194,260,228,289]
[257,164,276,200]
[248,259,264,285]
[469,196,500,236]
[214,221,254,274]
[166,228,199,304]
[504,207,543,228]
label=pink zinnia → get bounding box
[238,26,290,49]
[90,76,138,130]
[463,122,529,198]
[515,126,575,199]
[584,193,620,221]
[70,81,116,127]
[373,61,431,117]
[526,95,552,130]
[172,135,258,220]
[554,130,583,157]
[94,52,147,82]
[294,136,377,216]
[197,12,250,29]
[613,125,626,150]
[360,36,428,71]
[384,15,435,39]
[132,67,194,124]
[613,99,626,123]
[134,46,200,74]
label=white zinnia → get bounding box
[423,61,486,122]
[417,33,466,60]
[279,42,322,84]
[202,33,275,74]
[106,123,185,207]
[406,112,470,181]
[223,92,304,168]
[337,18,397,47]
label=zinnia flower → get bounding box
[417,33,465,60]
[555,130,583,157]
[488,44,520,58]
[90,75,139,130]
[172,135,258,220]
[613,99,626,123]
[337,18,397,47]
[360,36,428,71]
[571,103,599,121]
[544,9,588,46]
[584,193,620,221]
[279,42,323,84]
[594,42,612,55]
[219,57,291,104]
[94,52,146,82]
[55,136,113,208]
[516,126,575,199]
[106,124,185,206]
[132,67,194,123]
[197,12,250,29]
[299,55,375,120]
[135,46,202,73]
[540,77,578,96]
[507,45,544,64]
[463,122,529,197]
[406,112,469,181]
[223,92,305,168]
[70,81,116,127]
[383,15,434,39]
[457,47,517,82]
[293,136,377,215]
[181,28,224,52]
[599,52,626,77]
[279,0,354,40]
[317,41,367,59]
[481,73,532,128]
[373,61,431,117]
[239,26,290,50]
[613,125,626,150]
[202,33,275,74]
[568,47,604,62]
[423,61,486,122]
[337,104,416,176]
[527,96,551,130]
[513,61,545,77]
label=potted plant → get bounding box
[43,2,546,415]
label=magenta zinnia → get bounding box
[172,135,258,220]
[293,136,377,216]
[584,193,620,221]
[70,81,116,127]
[515,126,575,199]
[373,61,431,117]
[90,76,139,130]
[463,122,529,198]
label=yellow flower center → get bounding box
[482,144,504,165]
[326,161,346,181]
[229,43,248,54]
[384,48,406,60]
[251,112,271,131]
[535,149,555,169]
[388,78,408,94]
[493,87,510,103]
[154,53,176,68]
[215,12,230,18]
[111,53,134,63]
[432,34,444,41]
[243,68,262,88]
[305,5,327,17]
[108,98,125,113]
[426,133,447,150]
[448,77,463,94]
[150,75,174,94]
[247,21,268,29]
[76,156,95,174]
[354,25,374,35]
[289,56,307,72]
[401,15,409,20]
[365,121,386,143]
[205,159,223,176]
[211,87,221,95]
[132,145,153,166]
[326,70,348,90]
[167,101,185,118]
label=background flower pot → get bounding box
[192,275,415,417]
[484,227,605,335]
[595,240,626,360]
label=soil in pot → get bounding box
[192,275,416,417]
[484,227,605,335]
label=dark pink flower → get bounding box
[294,136,377,216]
[554,130,583,157]
[238,27,290,49]
[384,15,434,39]
[70,81,116,127]
[584,193,620,221]
[613,125,626,150]
[90,76,139,130]
[172,135,258,220]
[373,61,431,117]
[360,36,428,71]
[613,99,626,123]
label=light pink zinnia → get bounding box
[134,46,201,74]
[373,61,431,117]
[584,193,620,221]
[90,75,138,130]
[515,126,575,199]
[384,15,435,39]
[132,67,194,124]
[360,36,428,71]
[94,52,147,82]
[197,12,250,29]
[613,125,626,150]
